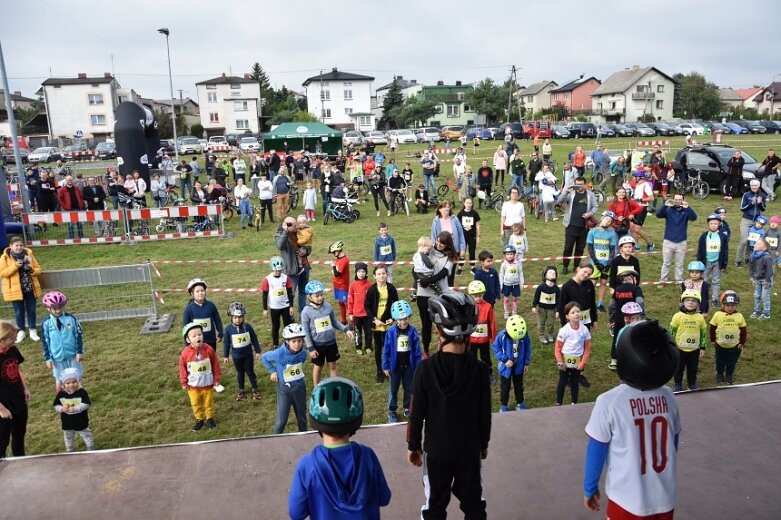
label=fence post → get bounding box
[146,261,158,316]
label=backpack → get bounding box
[275,175,290,194]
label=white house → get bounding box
[591,66,675,124]
[195,74,261,137]
[516,81,557,116]
[40,73,120,140]
[303,68,374,130]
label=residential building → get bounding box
[404,81,476,127]
[516,81,557,117]
[718,88,743,110]
[349,112,377,133]
[140,97,201,132]
[374,76,418,109]
[40,73,120,140]
[195,73,261,137]
[303,68,374,130]
[549,76,601,116]
[734,87,763,110]
[752,82,781,116]
[590,66,675,123]
[0,90,37,111]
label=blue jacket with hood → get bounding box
[492,329,531,378]
[381,323,422,373]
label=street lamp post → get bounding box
[158,28,179,164]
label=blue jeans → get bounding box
[273,381,307,434]
[297,265,310,313]
[388,364,414,412]
[67,222,84,239]
[511,174,524,190]
[238,198,252,228]
[11,292,37,329]
[753,280,772,316]
[180,177,192,198]
[424,173,436,194]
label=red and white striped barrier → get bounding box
[431,147,460,155]
[208,145,232,153]
[24,209,123,224]
[68,150,98,162]
[30,236,124,246]
[165,204,222,218]
[636,140,670,147]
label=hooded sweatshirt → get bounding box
[532,266,560,310]
[301,302,350,349]
[406,351,491,459]
[289,442,391,520]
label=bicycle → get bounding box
[388,186,410,216]
[673,169,710,200]
[323,197,360,225]
[288,184,299,212]
[253,204,263,231]
[163,184,180,206]
[187,217,219,232]
[437,178,461,208]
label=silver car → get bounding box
[343,131,365,146]
[366,131,388,145]
[179,137,202,154]
[27,147,62,163]
[415,127,441,143]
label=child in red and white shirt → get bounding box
[467,280,497,384]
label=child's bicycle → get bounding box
[388,186,410,216]
[673,169,710,200]
[323,197,360,225]
[187,217,219,232]
[253,204,263,231]
[436,178,461,208]
[288,184,299,212]
[163,184,180,206]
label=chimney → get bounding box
[437,80,444,86]
[397,75,403,80]
[332,67,338,73]
[77,73,87,79]
[104,72,112,78]
[455,81,462,86]
[13,91,20,96]
[222,72,227,78]
[410,79,417,85]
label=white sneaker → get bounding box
[29,329,40,341]
[16,330,26,343]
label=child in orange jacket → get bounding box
[179,322,221,432]
[347,262,372,355]
[467,280,497,385]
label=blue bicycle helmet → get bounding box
[755,215,768,225]
[602,210,617,220]
[391,300,413,320]
[687,260,705,272]
[305,280,326,294]
[502,244,516,254]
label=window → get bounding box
[321,90,330,101]
[435,104,443,113]
[206,85,216,90]
[564,93,569,100]
[343,82,352,87]
[657,84,665,93]
[88,94,104,105]
[90,114,106,126]
[344,90,353,100]
[236,120,250,130]
[447,104,459,117]
[91,84,100,87]
[207,92,217,103]
[230,84,241,90]
[464,105,472,112]
[527,96,533,103]
[53,85,61,89]
[656,100,664,109]
[321,108,332,118]
[610,101,617,110]
[457,92,465,101]
[344,108,353,115]
[209,113,220,123]
[359,116,371,126]
[234,101,248,112]
[636,85,649,93]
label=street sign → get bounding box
[75,130,83,139]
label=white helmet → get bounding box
[282,323,306,340]
[618,235,636,247]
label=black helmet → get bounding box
[541,265,558,282]
[309,377,364,435]
[617,319,679,390]
[427,292,477,342]
[354,262,368,279]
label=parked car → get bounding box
[95,141,117,159]
[208,136,228,147]
[465,126,493,141]
[179,137,203,154]
[414,127,441,143]
[1,146,30,163]
[366,131,388,145]
[198,139,208,150]
[239,136,260,152]
[440,125,465,139]
[27,147,62,163]
[646,122,676,136]
[606,124,635,137]
[732,120,766,134]
[393,129,418,144]
[708,122,732,134]
[675,122,705,136]
[624,123,655,137]
[671,144,777,195]
[61,143,89,160]
[158,139,174,153]
[597,125,616,138]
[523,120,553,139]
[498,122,524,139]
[758,120,781,134]
[487,127,500,139]
[342,131,365,146]
[723,122,748,134]
[566,122,597,138]
[552,125,571,139]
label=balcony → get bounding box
[592,108,625,116]
[631,92,655,100]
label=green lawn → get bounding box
[15,133,781,455]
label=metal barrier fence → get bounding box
[0,263,157,326]
[21,204,224,246]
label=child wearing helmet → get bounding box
[670,290,708,391]
[766,215,781,266]
[261,257,294,347]
[532,266,560,345]
[555,302,592,405]
[747,215,768,253]
[583,320,681,518]
[381,300,421,423]
[329,240,350,325]
[748,238,774,320]
[586,211,618,312]
[608,235,641,290]
[697,214,729,309]
[365,265,399,383]
[289,377,391,519]
[710,291,747,384]
[53,367,94,452]
[607,270,644,370]
[222,302,261,402]
[347,262,372,355]
[612,301,645,349]
[680,261,710,314]
[179,322,221,431]
[301,280,354,387]
[41,291,84,392]
[492,315,531,412]
[467,280,497,384]
[261,323,309,434]
[182,278,223,348]
[499,244,523,319]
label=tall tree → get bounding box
[398,96,438,127]
[380,77,404,129]
[466,78,509,124]
[250,62,271,92]
[675,71,724,119]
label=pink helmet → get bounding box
[42,291,68,308]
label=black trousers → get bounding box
[353,316,371,350]
[260,199,274,222]
[0,407,27,458]
[556,368,581,404]
[417,296,433,353]
[674,349,700,388]
[469,342,492,371]
[372,330,387,374]
[422,452,486,520]
[232,354,258,392]
[494,169,505,185]
[464,232,477,265]
[500,372,525,406]
[269,307,292,346]
[724,174,741,198]
[715,345,741,379]
[371,187,389,211]
[562,225,589,269]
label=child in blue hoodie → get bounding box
[373,223,397,283]
[41,291,84,392]
[289,377,391,520]
[182,278,223,348]
[222,302,261,402]
[492,315,531,412]
[381,300,422,424]
[261,323,309,434]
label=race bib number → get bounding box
[512,238,524,250]
[188,358,212,375]
[192,318,211,332]
[231,332,250,349]
[596,249,609,261]
[716,329,739,348]
[283,363,304,383]
[59,397,82,407]
[563,353,582,369]
[581,309,592,325]
[508,266,518,276]
[678,332,699,350]
[272,288,286,298]
[512,341,519,358]
[380,245,392,256]
[396,334,410,352]
[707,241,721,252]
[539,292,556,305]
[748,231,761,243]
[767,236,778,249]
[314,316,333,334]
[472,323,488,338]
[462,216,474,228]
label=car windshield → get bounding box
[97,143,113,150]
[397,130,413,135]
[240,137,256,143]
[182,138,199,144]
[370,132,383,137]
[32,148,49,153]
[713,148,756,164]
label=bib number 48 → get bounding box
[634,416,669,475]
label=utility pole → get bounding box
[507,65,517,123]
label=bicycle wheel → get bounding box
[222,206,234,221]
[348,212,358,223]
[693,180,710,200]
[137,222,151,235]
[592,189,606,205]
[437,184,449,198]
[290,192,299,210]
[393,193,405,215]
[323,210,330,226]
[208,221,220,231]
[493,196,504,213]
[592,171,604,185]
[186,224,197,232]
[155,223,165,233]
[352,209,360,220]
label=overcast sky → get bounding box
[3,0,780,102]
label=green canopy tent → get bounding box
[262,122,343,156]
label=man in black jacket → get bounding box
[82,176,106,236]
[407,292,490,520]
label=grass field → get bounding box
[13,133,781,456]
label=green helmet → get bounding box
[181,322,203,341]
[269,256,285,271]
[309,377,364,435]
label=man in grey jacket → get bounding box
[275,216,301,300]
[558,176,598,274]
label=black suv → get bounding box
[566,122,597,138]
[671,144,778,194]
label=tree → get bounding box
[380,77,404,129]
[292,111,317,122]
[397,96,438,127]
[154,110,188,139]
[190,123,204,138]
[250,62,271,93]
[466,78,509,124]
[674,71,724,119]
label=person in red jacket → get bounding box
[347,262,372,355]
[57,175,86,239]
[179,322,221,432]
[467,280,497,385]
[329,240,350,325]
[607,186,643,241]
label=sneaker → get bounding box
[597,303,606,313]
[608,359,618,371]
[646,243,655,253]
[540,337,549,345]
[673,384,682,392]
[516,402,528,411]
[252,390,261,401]
[688,385,700,391]
[205,418,217,429]
[499,405,510,413]
[192,420,205,432]
[235,392,246,401]
[579,374,591,388]
[364,347,373,354]
[375,373,386,384]
[735,261,742,268]
[716,374,724,384]
[403,408,410,418]
[726,376,735,385]
[28,329,40,341]
[546,335,555,344]
[489,374,497,386]
[758,314,771,320]
[388,411,399,424]
[356,349,364,355]
[749,312,759,319]
[562,266,569,275]
[15,330,25,344]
